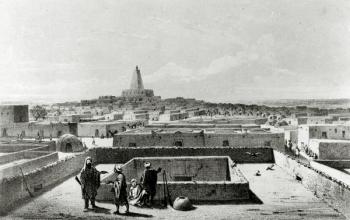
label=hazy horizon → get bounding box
[1,0,350,103]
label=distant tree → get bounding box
[55,109,62,116]
[30,105,48,121]
[108,105,113,113]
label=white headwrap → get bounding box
[82,156,92,171]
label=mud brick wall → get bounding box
[132,157,229,182]
[0,150,50,165]
[0,122,72,138]
[113,132,285,152]
[316,160,350,169]
[96,181,250,202]
[0,152,59,179]
[0,150,94,215]
[94,147,274,164]
[0,141,55,153]
[274,150,350,219]
[160,181,250,202]
[0,143,56,165]
[103,156,230,184]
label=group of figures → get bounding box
[79,157,162,215]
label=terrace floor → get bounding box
[5,163,345,220]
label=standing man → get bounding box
[80,156,100,212]
[112,165,129,214]
[140,162,162,207]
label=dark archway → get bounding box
[174,140,183,147]
[66,143,73,152]
[2,128,7,137]
[223,140,229,147]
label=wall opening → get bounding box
[174,140,183,147]
[223,140,229,147]
[264,141,271,147]
[129,142,137,147]
[95,129,100,137]
[321,132,327,139]
[2,128,7,137]
[66,143,73,152]
[57,130,62,137]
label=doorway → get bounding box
[66,143,73,152]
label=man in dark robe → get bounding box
[80,156,100,212]
[113,165,129,214]
[140,162,162,206]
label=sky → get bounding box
[0,0,350,103]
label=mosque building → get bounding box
[81,66,161,109]
[121,66,161,108]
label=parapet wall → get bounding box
[0,150,94,215]
[103,156,231,184]
[96,155,250,202]
[94,147,274,164]
[273,150,350,219]
[316,160,350,169]
[0,122,73,138]
[0,152,59,179]
[0,141,56,153]
[0,150,51,165]
[113,132,285,152]
[97,180,249,202]
[0,142,56,165]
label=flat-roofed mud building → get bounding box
[113,128,284,150]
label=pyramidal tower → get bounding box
[130,66,144,90]
[121,66,159,104]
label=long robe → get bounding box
[128,184,144,206]
[80,166,100,199]
[114,173,128,206]
[140,169,160,196]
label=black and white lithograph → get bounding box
[0,1,350,219]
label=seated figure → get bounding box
[128,179,144,206]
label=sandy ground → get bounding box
[4,163,345,220]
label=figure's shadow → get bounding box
[194,190,263,205]
[134,202,168,210]
[92,206,112,214]
[121,211,153,218]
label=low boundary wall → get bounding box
[274,150,350,219]
[97,156,250,202]
[0,149,52,165]
[0,152,59,179]
[0,141,56,153]
[94,147,275,164]
[0,150,94,215]
[316,160,350,169]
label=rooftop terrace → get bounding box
[6,163,345,219]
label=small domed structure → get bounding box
[56,134,85,152]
